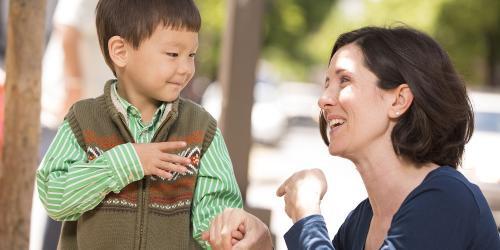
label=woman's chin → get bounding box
[328,145,341,156]
[329,143,351,159]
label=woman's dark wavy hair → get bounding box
[319,26,474,168]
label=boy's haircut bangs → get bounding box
[96,0,201,74]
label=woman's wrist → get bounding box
[292,206,321,223]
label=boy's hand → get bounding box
[202,208,273,250]
[133,141,191,180]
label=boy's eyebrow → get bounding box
[162,41,198,50]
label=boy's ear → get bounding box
[108,36,128,68]
[388,83,413,119]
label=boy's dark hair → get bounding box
[319,26,474,168]
[95,0,201,75]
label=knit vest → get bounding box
[58,81,216,250]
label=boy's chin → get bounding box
[157,94,180,103]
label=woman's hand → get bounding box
[202,208,273,250]
[276,168,328,223]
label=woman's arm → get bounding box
[284,214,335,250]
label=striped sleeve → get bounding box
[191,128,244,248]
[36,120,144,221]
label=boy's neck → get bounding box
[116,82,162,123]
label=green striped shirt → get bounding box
[36,83,243,248]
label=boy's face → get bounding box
[122,25,198,102]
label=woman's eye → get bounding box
[189,53,196,58]
[340,76,350,84]
[166,52,179,57]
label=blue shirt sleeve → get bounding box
[284,214,335,250]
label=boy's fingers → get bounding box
[157,141,187,152]
[154,169,173,180]
[157,161,188,174]
[201,231,209,241]
[160,153,191,165]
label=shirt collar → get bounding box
[111,82,167,125]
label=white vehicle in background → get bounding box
[201,81,288,146]
[461,91,500,230]
[279,81,322,126]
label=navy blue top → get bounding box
[284,166,500,250]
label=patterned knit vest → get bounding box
[58,81,216,250]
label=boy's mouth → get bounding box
[167,81,183,86]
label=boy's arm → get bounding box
[192,129,244,248]
[36,121,144,221]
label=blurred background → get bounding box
[0,0,499,249]
[195,1,500,249]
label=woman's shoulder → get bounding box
[347,198,372,220]
[409,166,487,213]
[396,165,498,229]
[388,166,500,248]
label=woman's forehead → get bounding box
[328,45,364,74]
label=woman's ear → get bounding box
[389,83,414,119]
[108,36,128,68]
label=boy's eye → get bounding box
[166,52,179,57]
[189,53,196,58]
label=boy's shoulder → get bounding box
[178,97,215,121]
[65,96,106,118]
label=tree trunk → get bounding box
[218,0,264,202]
[0,0,46,248]
[485,32,500,88]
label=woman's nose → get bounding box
[318,90,337,109]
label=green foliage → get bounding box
[196,0,226,80]
[195,0,500,87]
[305,0,449,66]
[195,0,335,81]
[435,0,500,86]
[262,0,335,80]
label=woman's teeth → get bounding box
[329,119,346,128]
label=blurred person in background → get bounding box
[203,26,500,249]
[30,0,113,249]
[0,0,58,154]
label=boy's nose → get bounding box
[177,60,194,75]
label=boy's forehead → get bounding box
[153,25,199,47]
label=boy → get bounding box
[36,0,243,249]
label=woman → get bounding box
[203,26,500,249]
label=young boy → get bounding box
[36,0,243,249]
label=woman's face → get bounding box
[318,43,394,160]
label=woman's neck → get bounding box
[353,150,439,218]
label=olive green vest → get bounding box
[58,81,216,250]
